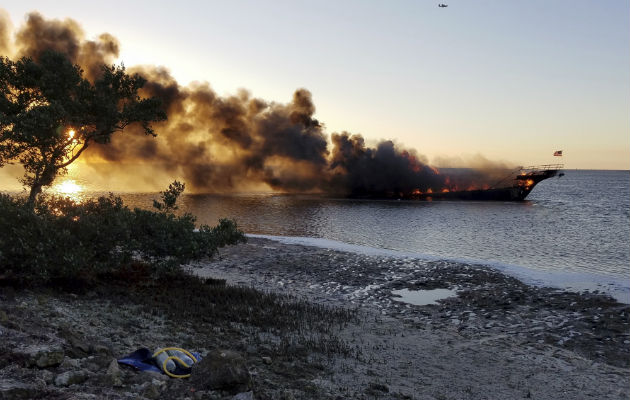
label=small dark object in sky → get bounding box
[438,3,448,7]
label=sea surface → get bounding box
[14,169,630,302]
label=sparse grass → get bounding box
[91,262,359,398]
[96,264,358,358]
[106,264,354,330]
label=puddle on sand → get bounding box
[392,288,457,306]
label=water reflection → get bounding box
[50,179,85,202]
[53,170,628,281]
[392,288,457,306]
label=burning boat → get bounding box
[411,164,564,201]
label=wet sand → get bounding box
[192,236,630,399]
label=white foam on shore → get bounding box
[248,234,630,304]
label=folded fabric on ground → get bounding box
[117,347,202,378]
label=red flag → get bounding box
[553,150,563,156]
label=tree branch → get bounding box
[56,142,89,169]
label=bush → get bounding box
[0,188,246,286]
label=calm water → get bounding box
[27,169,630,300]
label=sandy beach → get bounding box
[1,236,628,399]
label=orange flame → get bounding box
[401,151,422,173]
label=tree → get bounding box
[0,51,166,205]
[153,180,186,213]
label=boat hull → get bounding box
[414,167,559,201]
[415,186,531,201]
[345,165,562,201]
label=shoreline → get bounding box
[248,233,630,304]
[1,237,628,399]
[193,237,630,397]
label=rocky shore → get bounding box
[1,237,629,399]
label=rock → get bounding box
[58,327,91,358]
[191,390,205,400]
[280,391,295,400]
[68,342,91,358]
[367,382,389,393]
[232,391,254,400]
[54,371,88,387]
[0,380,42,400]
[35,295,49,306]
[261,356,272,365]
[106,358,119,374]
[60,357,81,369]
[151,378,166,389]
[91,344,113,356]
[32,378,47,391]
[84,357,109,373]
[106,359,123,387]
[128,370,169,385]
[141,382,161,399]
[37,370,54,385]
[191,389,224,400]
[31,348,65,368]
[190,350,251,394]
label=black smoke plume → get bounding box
[3,11,512,196]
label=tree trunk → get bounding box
[27,183,43,207]
[27,165,56,207]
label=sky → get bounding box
[1,0,629,173]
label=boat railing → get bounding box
[490,164,564,188]
[518,164,564,172]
